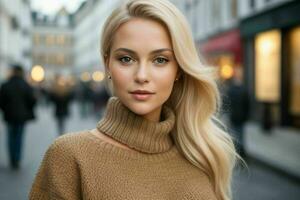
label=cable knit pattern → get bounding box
[29,97,217,200]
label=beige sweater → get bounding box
[30,97,217,200]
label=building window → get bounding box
[33,34,40,45]
[250,0,256,9]
[255,29,281,102]
[11,17,19,30]
[56,35,66,45]
[288,26,300,115]
[46,35,55,46]
[57,54,65,65]
[231,0,238,19]
[37,54,46,64]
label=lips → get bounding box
[129,90,155,101]
[130,90,155,94]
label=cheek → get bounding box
[155,67,177,92]
[111,71,129,89]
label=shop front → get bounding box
[241,1,300,128]
[200,29,243,81]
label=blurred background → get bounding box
[0,0,299,199]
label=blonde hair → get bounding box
[100,0,238,199]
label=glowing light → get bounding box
[92,71,105,82]
[31,65,45,82]
[80,72,91,82]
[260,40,274,54]
[220,64,234,79]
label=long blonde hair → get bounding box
[100,0,238,199]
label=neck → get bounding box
[141,106,162,122]
[97,97,175,154]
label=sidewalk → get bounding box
[245,122,300,180]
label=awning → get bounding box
[200,29,242,64]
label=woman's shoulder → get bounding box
[53,130,91,145]
[47,131,97,156]
[52,129,131,149]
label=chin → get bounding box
[126,102,155,116]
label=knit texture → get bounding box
[97,97,175,154]
[29,97,217,200]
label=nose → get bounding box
[134,62,149,84]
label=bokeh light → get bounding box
[31,65,45,82]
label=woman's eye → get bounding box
[154,57,169,64]
[118,56,134,64]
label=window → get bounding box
[33,34,40,45]
[11,17,19,30]
[46,35,55,46]
[231,0,238,19]
[56,54,65,65]
[56,35,66,45]
[288,26,300,115]
[250,0,256,9]
[255,29,281,102]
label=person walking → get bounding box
[0,64,36,169]
[48,75,73,135]
[228,68,249,158]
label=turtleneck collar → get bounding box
[96,97,175,154]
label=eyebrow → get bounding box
[113,48,173,55]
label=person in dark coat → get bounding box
[227,68,249,158]
[48,75,73,135]
[0,64,36,169]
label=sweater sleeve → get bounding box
[29,138,82,200]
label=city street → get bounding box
[1,0,300,199]
[0,103,299,200]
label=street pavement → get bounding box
[245,122,300,179]
[0,103,300,200]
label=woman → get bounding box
[30,0,237,199]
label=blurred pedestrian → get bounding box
[77,81,93,118]
[48,75,73,135]
[91,84,110,118]
[0,64,36,169]
[228,67,249,158]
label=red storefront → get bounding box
[199,29,243,80]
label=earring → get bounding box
[108,75,112,79]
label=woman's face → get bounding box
[106,18,179,122]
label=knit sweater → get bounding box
[29,97,217,200]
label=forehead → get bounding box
[111,18,172,51]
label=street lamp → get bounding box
[92,71,104,82]
[31,65,45,82]
[80,72,91,82]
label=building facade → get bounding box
[170,0,241,81]
[0,0,32,81]
[31,8,74,81]
[240,0,300,128]
[73,0,121,81]
[169,0,299,129]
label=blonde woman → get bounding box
[30,0,237,199]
